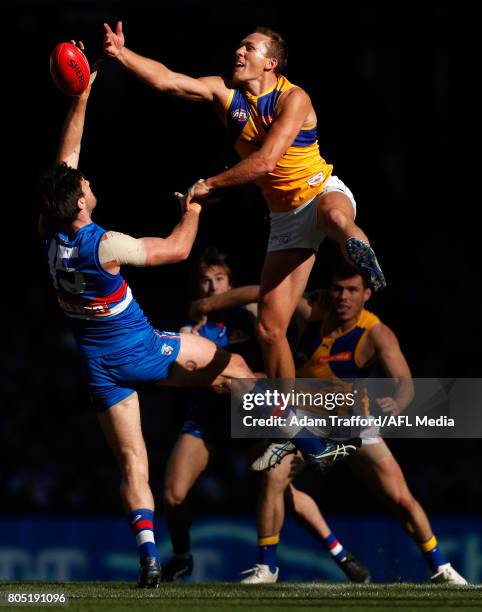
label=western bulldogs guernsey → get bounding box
[42,222,152,357]
[182,307,260,440]
[225,75,333,212]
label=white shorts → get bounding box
[267,175,357,252]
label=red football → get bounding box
[50,42,90,96]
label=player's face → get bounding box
[80,178,97,213]
[330,275,371,322]
[233,33,274,83]
[198,265,232,297]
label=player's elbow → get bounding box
[171,243,191,263]
[260,157,277,174]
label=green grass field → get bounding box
[1,583,481,612]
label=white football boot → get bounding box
[240,564,279,584]
[431,563,467,585]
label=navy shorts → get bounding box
[181,392,231,442]
[81,330,181,411]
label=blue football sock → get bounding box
[324,533,347,562]
[258,534,279,571]
[129,508,159,563]
[420,535,447,572]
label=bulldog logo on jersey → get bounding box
[161,343,174,356]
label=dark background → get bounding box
[1,0,480,518]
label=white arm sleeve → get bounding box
[98,231,147,267]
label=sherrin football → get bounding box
[50,42,90,96]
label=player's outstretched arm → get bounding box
[189,285,260,320]
[371,324,415,414]
[103,21,222,102]
[56,43,97,168]
[98,200,202,272]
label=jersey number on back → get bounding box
[48,241,86,294]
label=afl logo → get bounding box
[232,108,249,122]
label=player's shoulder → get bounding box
[199,75,232,101]
[367,320,400,348]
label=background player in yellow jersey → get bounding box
[247,265,467,584]
[102,23,386,383]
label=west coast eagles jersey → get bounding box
[296,309,381,415]
[225,75,333,212]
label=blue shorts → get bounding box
[81,330,181,411]
[181,392,231,442]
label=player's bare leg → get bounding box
[258,453,297,537]
[316,191,386,291]
[345,441,467,584]
[285,483,331,538]
[160,333,254,388]
[286,482,371,582]
[97,392,161,587]
[257,249,316,378]
[97,392,153,512]
[347,442,432,542]
[241,453,296,583]
[162,433,210,581]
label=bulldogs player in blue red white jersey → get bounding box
[37,58,261,589]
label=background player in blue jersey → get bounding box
[37,56,264,589]
[161,247,263,581]
[249,266,467,584]
[164,255,369,584]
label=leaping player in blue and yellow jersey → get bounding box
[38,50,265,589]
[102,24,386,391]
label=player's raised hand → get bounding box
[175,192,202,214]
[103,21,125,58]
[186,178,211,205]
[67,40,98,98]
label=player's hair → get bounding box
[37,162,86,227]
[332,262,368,288]
[254,26,288,73]
[194,246,233,287]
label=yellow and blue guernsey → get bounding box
[296,309,381,415]
[225,75,333,212]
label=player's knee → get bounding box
[319,207,348,232]
[394,490,417,516]
[228,352,252,377]
[256,318,286,346]
[264,468,290,493]
[164,483,188,508]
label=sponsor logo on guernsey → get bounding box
[307,171,325,187]
[316,351,352,364]
[161,343,174,356]
[231,108,249,122]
